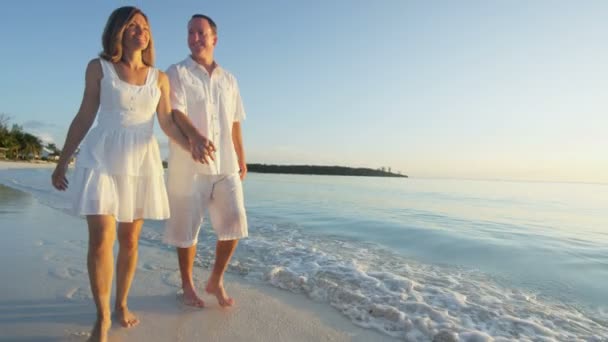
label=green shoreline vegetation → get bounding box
[161,161,407,178]
[246,163,407,178]
[0,114,59,160]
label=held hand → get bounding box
[51,163,69,191]
[189,134,216,164]
[238,161,247,181]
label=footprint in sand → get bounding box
[66,330,91,341]
[49,267,84,280]
[67,267,84,277]
[64,287,91,301]
[161,271,182,288]
[65,239,87,248]
[142,262,160,271]
[49,268,71,280]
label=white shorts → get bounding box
[163,171,248,247]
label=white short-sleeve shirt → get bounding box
[166,56,246,175]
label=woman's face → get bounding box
[122,13,150,52]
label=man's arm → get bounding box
[230,76,247,180]
[232,121,247,180]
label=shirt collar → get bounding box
[185,55,223,77]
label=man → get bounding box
[163,14,248,307]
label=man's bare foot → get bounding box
[182,286,205,308]
[114,307,140,328]
[87,317,111,342]
[205,280,235,307]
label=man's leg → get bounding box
[178,245,205,307]
[205,239,238,306]
[114,219,144,327]
[164,167,207,307]
[206,174,248,307]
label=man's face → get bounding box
[188,18,216,57]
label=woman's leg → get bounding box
[114,219,143,327]
[86,215,117,342]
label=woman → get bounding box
[51,6,212,342]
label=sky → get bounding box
[1,0,607,183]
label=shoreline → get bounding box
[0,160,57,169]
[0,169,395,341]
[4,162,605,340]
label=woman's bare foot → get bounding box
[114,307,140,328]
[205,280,234,307]
[87,316,111,342]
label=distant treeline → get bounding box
[160,161,407,178]
[246,163,407,178]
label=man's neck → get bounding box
[191,54,216,75]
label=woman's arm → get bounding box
[157,71,214,164]
[51,59,102,191]
[156,71,193,152]
[172,109,216,163]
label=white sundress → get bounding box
[71,58,170,222]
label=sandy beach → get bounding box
[0,160,57,169]
[0,161,394,342]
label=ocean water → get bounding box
[1,168,607,341]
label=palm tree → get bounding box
[0,115,44,160]
[22,133,42,159]
[46,142,59,154]
[0,114,12,149]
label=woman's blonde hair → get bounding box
[99,6,155,66]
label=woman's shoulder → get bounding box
[156,69,168,82]
[154,69,169,89]
[87,58,104,69]
[84,58,104,80]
